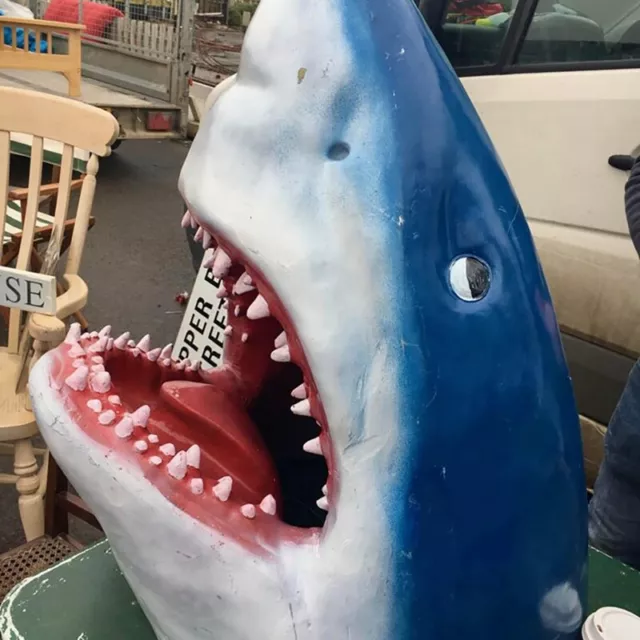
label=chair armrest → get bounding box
[28,275,88,344]
[8,179,84,203]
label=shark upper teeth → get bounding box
[223,325,233,336]
[202,230,213,250]
[160,344,173,360]
[86,399,102,413]
[322,484,327,495]
[291,399,311,417]
[68,343,85,358]
[88,337,108,354]
[240,504,256,519]
[91,356,104,364]
[65,366,89,391]
[148,434,160,444]
[303,437,322,456]
[131,405,150,428]
[99,325,112,338]
[270,345,290,362]
[65,323,82,344]
[98,410,116,426]
[167,451,187,480]
[274,332,287,348]
[180,210,192,229]
[247,294,269,320]
[216,285,228,299]
[149,455,162,466]
[127,340,136,348]
[234,305,242,317]
[186,444,201,469]
[89,371,111,394]
[147,348,161,362]
[159,443,176,457]
[241,332,249,343]
[114,332,130,349]
[190,478,204,495]
[202,249,216,269]
[91,364,105,373]
[115,416,134,439]
[259,495,276,516]
[194,226,204,242]
[232,272,255,295]
[212,249,232,278]
[316,496,329,511]
[212,476,232,502]
[108,395,121,406]
[136,335,151,352]
[291,383,307,399]
[134,440,148,453]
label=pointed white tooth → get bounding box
[189,213,198,229]
[190,478,204,495]
[212,476,232,502]
[106,338,114,351]
[316,496,328,511]
[98,410,116,426]
[181,210,191,229]
[187,361,201,372]
[131,405,150,428]
[86,399,102,413]
[274,331,287,348]
[241,332,249,343]
[212,248,232,278]
[167,451,188,480]
[223,325,233,336]
[202,248,216,269]
[91,356,104,364]
[291,384,307,400]
[291,399,311,417]
[202,230,213,249]
[322,484,327,495]
[160,344,173,359]
[72,359,86,369]
[174,361,186,371]
[186,444,201,469]
[89,371,111,394]
[68,343,85,358]
[194,226,204,242]
[65,323,82,344]
[134,440,148,453]
[88,337,108,354]
[114,332,130,349]
[232,272,256,295]
[89,331,99,339]
[65,366,89,391]
[148,434,159,444]
[303,437,322,456]
[127,340,136,348]
[271,345,291,363]
[114,416,134,439]
[247,295,270,320]
[91,364,105,373]
[149,455,162,466]
[216,285,228,299]
[108,394,121,406]
[259,495,277,516]
[161,358,172,367]
[240,504,256,519]
[131,348,142,358]
[98,325,112,338]
[234,305,242,317]
[159,443,176,457]
[136,335,151,352]
[147,348,161,362]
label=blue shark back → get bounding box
[334,1,588,638]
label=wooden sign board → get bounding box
[173,252,228,369]
[0,267,57,314]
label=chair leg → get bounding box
[14,439,44,542]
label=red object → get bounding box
[175,291,190,305]
[43,0,123,38]
[146,111,174,132]
[449,1,504,18]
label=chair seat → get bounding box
[0,348,37,441]
[3,199,55,246]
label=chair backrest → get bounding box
[0,86,118,354]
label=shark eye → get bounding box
[327,142,350,161]
[449,256,491,302]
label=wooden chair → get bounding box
[0,86,118,543]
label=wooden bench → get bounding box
[0,17,84,97]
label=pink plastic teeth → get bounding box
[212,476,232,502]
[65,366,89,392]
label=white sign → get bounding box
[0,266,56,314]
[173,253,228,369]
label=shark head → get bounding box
[28,0,588,638]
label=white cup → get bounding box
[582,607,640,639]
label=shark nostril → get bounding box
[327,141,350,161]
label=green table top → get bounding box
[0,542,638,639]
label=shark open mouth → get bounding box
[45,209,333,553]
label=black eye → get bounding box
[327,142,350,161]
[449,256,491,302]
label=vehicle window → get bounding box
[438,1,513,68]
[517,1,640,65]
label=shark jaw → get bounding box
[28,213,400,639]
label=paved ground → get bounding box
[0,139,194,554]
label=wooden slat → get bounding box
[52,145,74,233]
[0,131,9,262]
[8,135,44,353]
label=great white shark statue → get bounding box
[27,0,588,637]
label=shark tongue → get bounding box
[160,380,278,503]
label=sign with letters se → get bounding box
[0,267,57,314]
[172,254,228,370]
